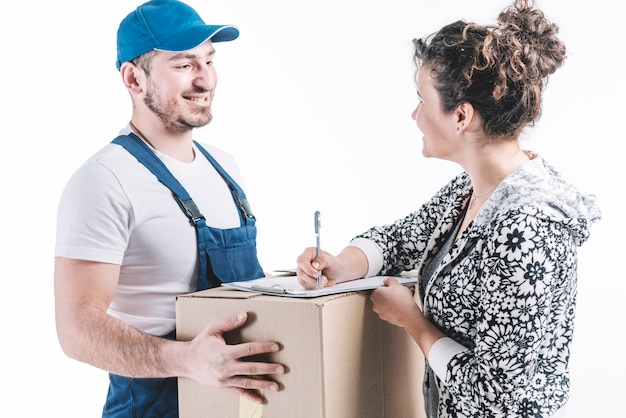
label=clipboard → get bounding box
[222,275,416,298]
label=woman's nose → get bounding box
[411,105,419,121]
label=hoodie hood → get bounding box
[476,155,601,246]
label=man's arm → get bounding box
[54,257,284,401]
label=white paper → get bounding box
[222,275,416,298]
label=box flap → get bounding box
[177,288,263,300]
[177,286,364,305]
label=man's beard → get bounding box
[144,85,212,134]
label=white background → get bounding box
[1,0,622,416]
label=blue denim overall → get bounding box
[102,134,264,418]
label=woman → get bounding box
[296,1,600,416]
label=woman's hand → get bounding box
[370,277,421,327]
[371,277,446,358]
[295,247,338,289]
[295,246,370,290]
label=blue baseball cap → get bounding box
[116,0,239,70]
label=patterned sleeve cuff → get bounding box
[347,238,384,278]
[429,337,468,381]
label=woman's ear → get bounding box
[454,102,475,133]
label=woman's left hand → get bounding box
[370,277,422,327]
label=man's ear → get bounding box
[120,62,144,94]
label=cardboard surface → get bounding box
[176,288,425,418]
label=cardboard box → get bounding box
[176,288,425,418]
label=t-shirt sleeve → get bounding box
[55,160,131,264]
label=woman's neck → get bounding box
[462,142,530,197]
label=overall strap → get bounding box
[112,133,213,290]
[194,141,256,225]
[112,134,206,226]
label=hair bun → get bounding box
[493,0,566,83]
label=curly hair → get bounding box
[413,0,566,139]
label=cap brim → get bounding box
[156,25,239,53]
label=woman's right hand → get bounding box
[295,247,338,289]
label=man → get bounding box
[54,1,284,417]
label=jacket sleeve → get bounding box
[352,174,468,275]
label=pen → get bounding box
[314,210,322,289]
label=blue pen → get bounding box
[314,211,322,289]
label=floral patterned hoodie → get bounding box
[353,154,601,417]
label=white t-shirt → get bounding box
[55,128,247,336]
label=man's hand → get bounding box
[181,312,285,403]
